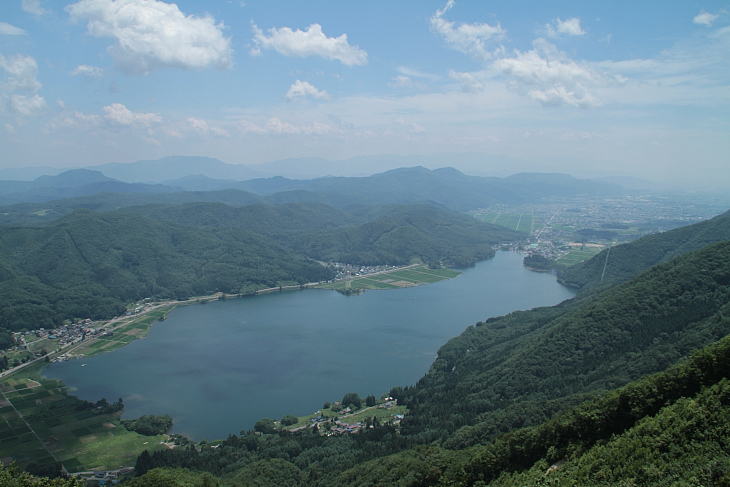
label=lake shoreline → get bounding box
[42,252,576,442]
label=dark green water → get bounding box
[44,252,575,440]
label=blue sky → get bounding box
[0,0,728,186]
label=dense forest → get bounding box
[0,209,331,330]
[0,202,521,330]
[124,221,730,486]
[121,414,174,436]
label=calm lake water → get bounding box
[43,252,575,440]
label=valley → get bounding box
[0,165,728,486]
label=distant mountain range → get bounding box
[0,154,658,183]
[0,165,631,223]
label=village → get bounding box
[329,263,409,281]
[287,397,406,437]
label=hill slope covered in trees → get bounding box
[0,210,331,331]
[0,203,521,330]
[557,208,730,290]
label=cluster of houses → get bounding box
[21,319,98,347]
[74,467,134,485]
[330,420,365,435]
[330,263,405,281]
[303,398,403,436]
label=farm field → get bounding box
[0,362,166,473]
[316,265,460,292]
[557,246,604,265]
[69,306,173,359]
[472,212,533,234]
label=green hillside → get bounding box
[123,202,522,266]
[119,201,359,236]
[295,204,522,266]
[557,208,730,290]
[0,203,520,331]
[0,209,331,331]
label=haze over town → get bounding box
[1,0,728,187]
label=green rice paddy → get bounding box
[472,212,533,234]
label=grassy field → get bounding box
[0,360,167,472]
[316,265,461,292]
[557,247,603,265]
[472,212,533,234]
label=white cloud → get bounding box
[528,85,599,108]
[250,22,367,66]
[66,0,233,75]
[74,110,102,124]
[694,10,720,26]
[0,22,27,36]
[389,75,427,90]
[184,117,229,136]
[546,17,586,37]
[103,103,161,126]
[492,38,603,108]
[396,66,441,81]
[22,0,50,16]
[3,123,15,133]
[163,117,230,138]
[286,80,330,100]
[449,71,483,92]
[0,54,47,115]
[0,54,42,92]
[430,0,506,63]
[71,64,105,78]
[10,94,47,115]
[394,117,426,133]
[240,117,337,135]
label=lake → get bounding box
[43,251,576,441]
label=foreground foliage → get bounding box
[0,463,82,487]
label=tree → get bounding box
[0,462,83,486]
[254,417,276,434]
[281,414,298,426]
[342,392,362,409]
[366,395,376,407]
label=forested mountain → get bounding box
[558,208,730,290]
[0,202,521,330]
[0,209,331,331]
[207,167,627,210]
[0,190,268,226]
[293,204,520,266]
[127,231,730,486]
[399,240,730,446]
[121,202,522,267]
[0,169,182,205]
[118,201,359,237]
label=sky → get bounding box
[0,0,729,186]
